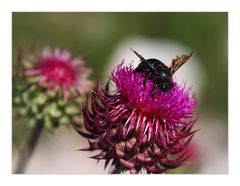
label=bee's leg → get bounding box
[150,84,158,98]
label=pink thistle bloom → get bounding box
[26,47,92,100]
[74,62,197,174]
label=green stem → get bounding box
[14,121,44,174]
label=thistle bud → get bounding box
[13,47,92,130]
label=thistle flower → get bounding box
[25,47,92,100]
[74,62,197,174]
[13,46,93,173]
[13,47,92,129]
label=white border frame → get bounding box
[1,0,239,185]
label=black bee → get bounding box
[131,48,193,92]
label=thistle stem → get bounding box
[14,121,44,174]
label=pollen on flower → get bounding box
[74,62,198,174]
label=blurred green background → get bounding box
[12,12,228,173]
[12,12,228,117]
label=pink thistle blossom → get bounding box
[25,47,92,100]
[74,62,197,174]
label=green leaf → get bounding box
[31,104,39,114]
[48,103,62,118]
[59,115,70,125]
[19,107,28,116]
[28,118,37,127]
[13,96,22,105]
[65,104,79,115]
[22,91,29,103]
[35,113,43,120]
[27,76,41,84]
[58,99,66,107]
[35,93,47,105]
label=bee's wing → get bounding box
[170,52,193,75]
